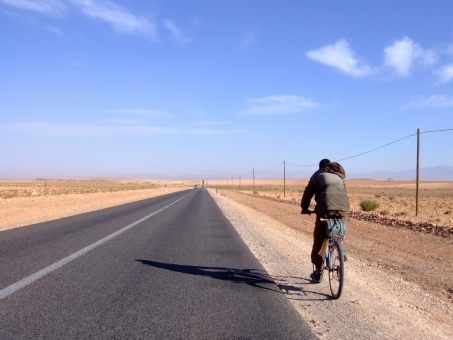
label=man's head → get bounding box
[319,158,331,169]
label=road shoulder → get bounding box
[208,189,453,339]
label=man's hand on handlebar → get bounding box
[301,209,314,215]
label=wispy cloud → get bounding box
[71,0,157,38]
[3,121,245,137]
[45,24,63,35]
[242,95,317,115]
[189,128,247,135]
[162,19,190,44]
[404,95,453,108]
[0,0,66,15]
[306,40,373,77]
[100,118,145,125]
[1,0,157,38]
[107,109,171,117]
[3,122,176,137]
[191,121,228,126]
[384,37,438,77]
[240,31,256,49]
[435,64,453,83]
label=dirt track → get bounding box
[209,189,453,339]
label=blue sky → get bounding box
[1,1,453,179]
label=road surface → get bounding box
[0,189,315,339]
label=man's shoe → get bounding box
[310,269,324,283]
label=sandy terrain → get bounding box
[208,188,453,339]
[207,178,453,229]
[1,178,452,338]
[0,179,195,231]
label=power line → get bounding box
[288,128,453,166]
[255,162,284,173]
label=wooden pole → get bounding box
[253,168,255,191]
[416,128,420,216]
[283,160,286,198]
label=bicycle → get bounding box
[304,210,347,299]
[320,214,346,300]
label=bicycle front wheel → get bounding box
[328,241,345,299]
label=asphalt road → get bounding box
[0,189,316,339]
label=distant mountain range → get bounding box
[348,165,453,180]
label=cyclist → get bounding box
[300,159,350,283]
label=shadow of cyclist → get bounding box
[135,260,330,299]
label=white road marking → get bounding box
[0,191,194,301]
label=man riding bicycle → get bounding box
[301,159,350,283]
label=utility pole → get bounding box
[253,168,255,191]
[416,128,420,216]
[239,174,241,189]
[284,160,286,198]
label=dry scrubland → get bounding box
[0,179,198,231]
[207,178,453,229]
[208,179,453,306]
[0,178,196,199]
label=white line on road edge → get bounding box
[0,191,194,301]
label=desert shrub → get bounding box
[360,200,380,211]
[379,210,390,216]
[394,211,407,216]
[375,194,381,198]
[253,190,259,195]
[388,196,395,200]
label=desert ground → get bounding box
[207,178,453,230]
[0,179,197,231]
[1,178,452,338]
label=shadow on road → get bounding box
[135,260,330,300]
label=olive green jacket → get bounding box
[301,162,350,214]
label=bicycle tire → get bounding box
[328,240,344,299]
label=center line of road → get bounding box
[0,191,193,301]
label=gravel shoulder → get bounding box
[208,189,453,339]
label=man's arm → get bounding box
[301,176,315,213]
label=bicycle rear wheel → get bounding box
[328,241,344,299]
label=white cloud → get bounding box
[70,0,157,38]
[306,39,373,77]
[101,118,145,125]
[1,0,157,37]
[240,31,256,49]
[189,128,247,135]
[404,95,453,108]
[45,24,63,35]
[3,122,176,137]
[191,121,228,126]
[0,0,65,15]
[436,64,453,83]
[162,19,190,44]
[384,37,438,76]
[107,109,171,117]
[3,121,245,137]
[243,95,317,115]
